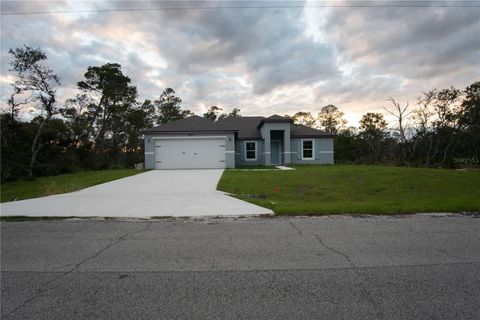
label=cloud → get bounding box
[323,6,480,82]
[1,1,478,125]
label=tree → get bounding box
[383,98,413,163]
[63,94,93,148]
[120,99,156,165]
[412,93,436,166]
[76,63,137,155]
[317,104,347,134]
[383,98,411,144]
[154,88,193,124]
[359,112,388,162]
[203,105,223,121]
[334,126,359,163]
[455,82,479,166]
[359,112,387,135]
[1,114,29,180]
[204,106,241,121]
[6,88,27,125]
[33,117,74,175]
[291,111,316,128]
[459,82,480,140]
[460,82,480,126]
[228,107,241,117]
[8,46,63,178]
[218,107,241,120]
[417,87,462,166]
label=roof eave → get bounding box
[257,119,293,128]
[236,136,263,140]
[142,129,238,134]
[291,134,336,138]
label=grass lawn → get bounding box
[217,165,480,215]
[1,169,144,203]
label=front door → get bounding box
[271,141,281,165]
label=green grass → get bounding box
[217,165,480,215]
[1,169,144,203]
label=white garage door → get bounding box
[155,138,226,169]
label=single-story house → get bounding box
[143,115,334,169]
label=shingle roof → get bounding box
[290,124,334,138]
[216,117,264,139]
[144,115,334,138]
[267,114,290,120]
[216,116,333,138]
[143,115,236,133]
[262,114,292,124]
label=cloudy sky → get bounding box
[1,0,479,125]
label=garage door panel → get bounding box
[158,141,225,148]
[154,138,226,169]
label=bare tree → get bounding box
[413,93,435,166]
[383,97,411,144]
[383,97,412,163]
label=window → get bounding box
[302,139,314,160]
[245,141,257,160]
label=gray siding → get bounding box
[144,133,235,169]
[144,134,155,169]
[235,137,333,166]
[145,133,334,169]
[290,138,334,165]
[260,122,291,165]
[235,140,265,166]
[225,133,236,168]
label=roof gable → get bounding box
[261,114,292,124]
[266,114,291,121]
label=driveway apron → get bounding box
[0,170,273,217]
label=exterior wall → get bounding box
[235,139,265,166]
[260,122,291,165]
[144,131,334,169]
[224,133,235,168]
[234,136,334,167]
[290,137,334,165]
[144,133,235,169]
[144,134,155,169]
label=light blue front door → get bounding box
[271,141,281,165]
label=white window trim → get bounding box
[301,139,315,160]
[244,141,257,161]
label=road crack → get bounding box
[3,222,152,319]
[72,221,152,271]
[288,220,303,237]
[314,234,356,268]
[314,233,385,320]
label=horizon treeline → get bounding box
[1,46,479,181]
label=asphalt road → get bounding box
[1,214,480,319]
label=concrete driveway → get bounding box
[0,170,273,217]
